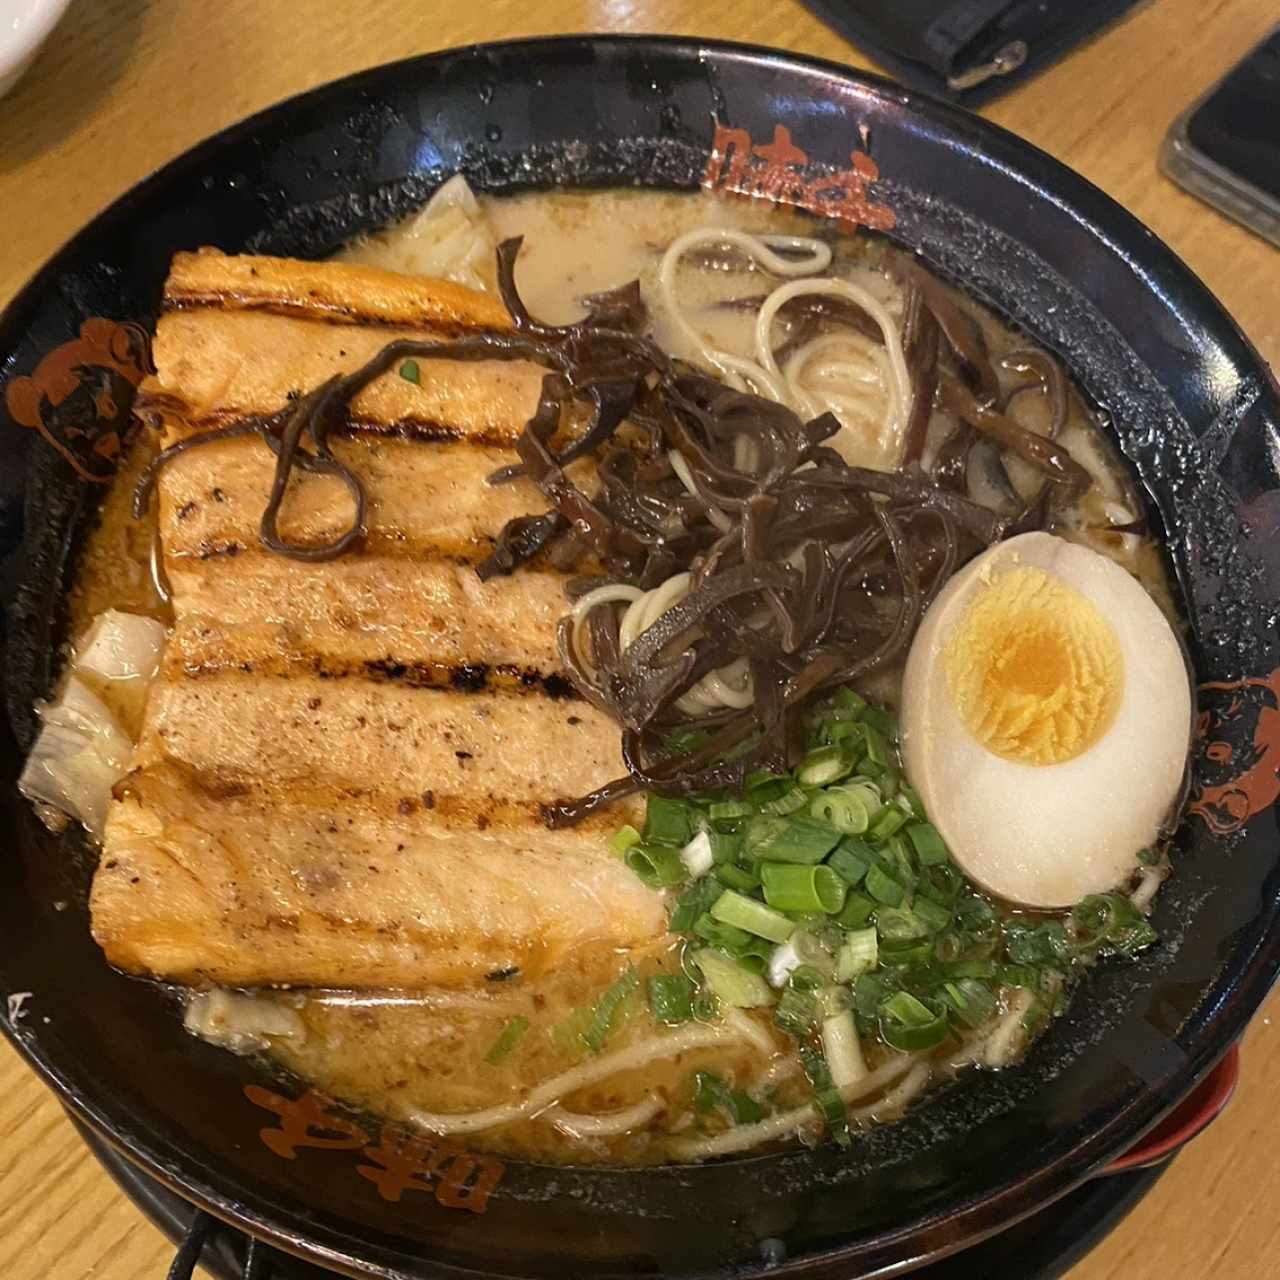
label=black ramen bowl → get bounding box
[1,35,1278,1280]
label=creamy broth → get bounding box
[60,186,1183,1166]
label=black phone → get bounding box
[1162,26,1280,248]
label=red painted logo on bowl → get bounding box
[3,317,152,483]
[1189,669,1280,834]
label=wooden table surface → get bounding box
[1,1,1277,1276]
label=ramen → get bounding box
[21,182,1193,1165]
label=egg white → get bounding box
[901,532,1191,908]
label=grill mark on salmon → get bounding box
[169,652,579,700]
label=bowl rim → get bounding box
[2,31,1278,1280]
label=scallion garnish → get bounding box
[581,965,640,1052]
[614,684,1163,1094]
[836,928,878,981]
[694,947,776,1008]
[483,1016,529,1064]
[643,795,694,846]
[761,863,847,915]
[626,842,688,889]
[865,863,905,907]
[796,745,855,787]
[906,822,949,867]
[648,974,695,1026]
[399,359,421,384]
[810,782,878,834]
[759,786,810,816]
[827,838,872,885]
[710,888,795,943]
[608,824,643,855]
[754,815,843,865]
[692,1070,766,1125]
[773,985,818,1038]
[879,990,950,1051]
[714,862,761,893]
[669,877,724,933]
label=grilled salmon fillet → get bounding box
[90,249,663,988]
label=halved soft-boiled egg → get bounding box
[901,532,1192,909]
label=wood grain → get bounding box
[1,1,1278,1276]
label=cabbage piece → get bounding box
[184,989,306,1055]
[391,174,497,290]
[19,676,133,838]
[74,609,166,682]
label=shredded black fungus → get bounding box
[134,235,1096,822]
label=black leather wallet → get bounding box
[800,0,1146,104]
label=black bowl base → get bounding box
[74,1117,1167,1280]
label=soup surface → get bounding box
[35,184,1188,1166]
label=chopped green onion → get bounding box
[940,978,997,1029]
[745,772,792,804]
[820,1009,867,1089]
[608,824,642,855]
[1137,846,1160,866]
[680,830,715,878]
[867,804,909,842]
[861,725,893,768]
[1070,893,1158,958]
[860,705,898,739]
[399,359,421,384]
[714,862,761,893]
[761,862,847,915]
[836,928,879,981]
[709,799,753,822]
[694,947,776,1008]
[710,889,795,943]
[694,913,770,959]
[912,896,953,933]
[997,963,1040,990]
[754,815,843,865]
[876,906,930,946]
[626,843,687,889]
[744,815,791,858]
[833,686,868,718]
[483,1016,529,1064]
[759,786,809,816]
[879,991,950,1051]
[582,966,640,1052]
[810,783,877,834]
[837,891,877,929]
[1005,919,1070,966]
[648,974,695,1025]
[643,796,694,846]
[827,838,872,885]
[692,1070,766,1125]
[774,985,818,1037]
[897,782,926,820]
[670,877,723,933]
[799,1045,850,1146]
[865,863,905,906]
[917,863,964,907]
[788,962,827,991]
[906,823,949,867]
[796,746,855,787]
[708,829,745,863]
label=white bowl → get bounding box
[0,0,73,99]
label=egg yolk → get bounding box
[943,566,1123,765]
